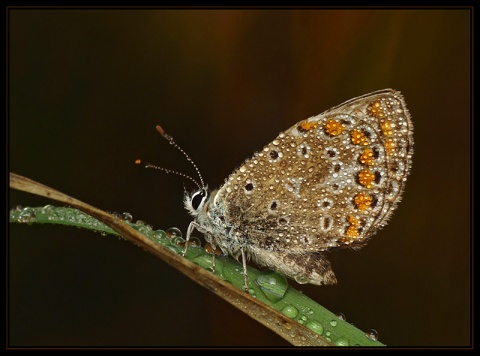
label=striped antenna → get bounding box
[135,125,205,190]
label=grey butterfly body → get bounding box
[184,89,413,286]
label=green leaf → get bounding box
[10,204,383,347]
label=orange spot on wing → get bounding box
[345,215,360,239]
[354,193,373,211]
[358,169,375,189]
[324,119,345,136]
[300,121,320,131]
[367,100,385,118]
[351,129,369,146]
[359,148,374,166]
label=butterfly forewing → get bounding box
[215,89,413,253]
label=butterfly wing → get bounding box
[215,89,413,254]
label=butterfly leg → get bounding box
[211,252,216,273]
[183,221,198,256]
[241,247,249,292]
[209,243,217,273]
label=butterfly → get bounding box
[139,89,414,290]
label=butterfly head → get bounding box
[136,124,209,217]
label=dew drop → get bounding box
[14,205,23,211]
[336,313,346,321]
[151,230,165,242]
[334,338,349,346]
[281,305,299,318]
[187,236,201,247]
[166,227,182,239]
[64,210,75,222]
[171,236,186,246]
[135,225,150,234]
[166,245,182,254]
[255,269,289,303]
[100,231,107,237]
[135,220,146,226]
[305,320,324,335]
[366,329,379,341]
[17,208,36,224]
[77,212,88,223]
[41,204,55,214]
[330,320,338,327]
[121,212,133,222]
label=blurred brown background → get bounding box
[8,9,471,347]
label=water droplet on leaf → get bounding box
[281,305,299,318]
[336,312,346,321]
[334,338,349,346]
[17,208,36,224]
[255,269,289,303]
[152,230,166,241]
[187,236,202,247]
[166,227,182,238]
[41,205,55,214]
[121,212,133,222]
[366,329,379,341]
[305,320,324,335]
[171,236,186,246]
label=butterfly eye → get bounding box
[191,190,207,210]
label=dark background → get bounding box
[8,9,471,347]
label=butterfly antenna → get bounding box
[135,159,201,189]
[135,125,205,190]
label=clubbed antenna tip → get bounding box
[135,125,206,190]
